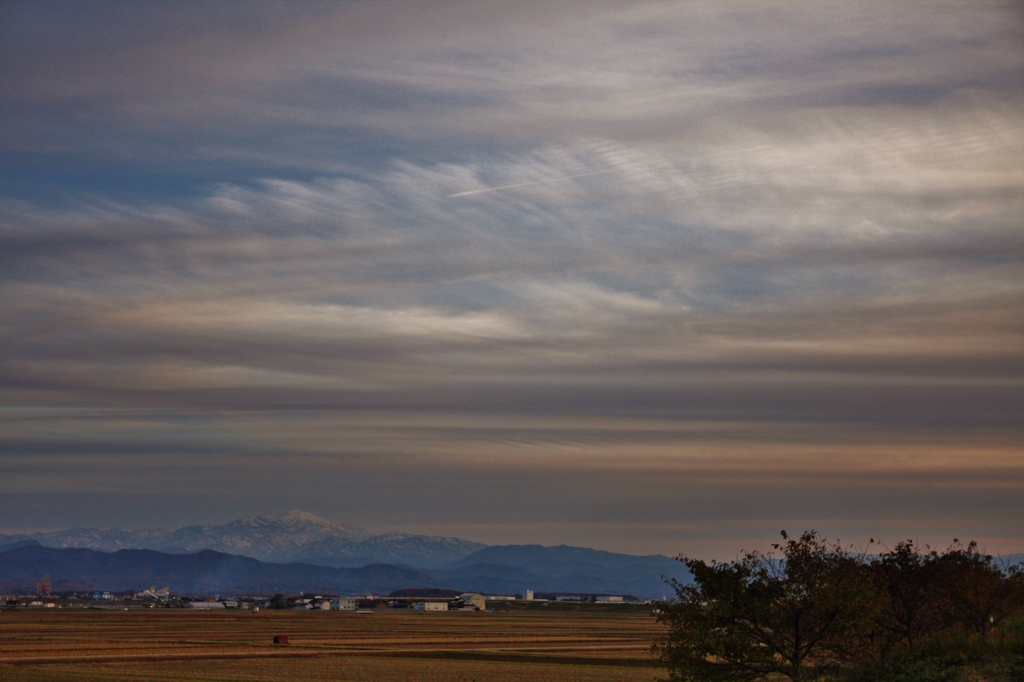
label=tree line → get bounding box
[654,531,1024,681]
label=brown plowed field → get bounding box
[0,608,668,681]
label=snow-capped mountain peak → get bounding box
[2,511,481,568]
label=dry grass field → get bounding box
[0,607,668,681]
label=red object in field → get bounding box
[273,635,289,645]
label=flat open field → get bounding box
[0,607,668,681]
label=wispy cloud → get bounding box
[0,0,1021,556]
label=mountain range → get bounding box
[0,512,690,598]
[0,542,687,599]
[0,511,485,568]
[0,544,432,596]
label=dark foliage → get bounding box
[931,541,1024,636]
[654,532,1024,681]
[838,613,1024,682]
[655,531,871,681]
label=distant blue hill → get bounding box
[0,542,689,599]
[452,543,682,572]
[435,544,688,599]
[997,553,1024,568]
[0,544,437,596]
[0,538,42,552]
[4,539,1013,601]
[4,515,1019,600]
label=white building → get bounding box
[333,598,358,611]
[459,593,486,611]
[186,601,226,610]
[413,601,448,611]
[524,589,534,601]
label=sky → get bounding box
[1,1,1021,560]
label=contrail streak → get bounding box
[448,169,614,198]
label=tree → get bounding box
[655,531,874,681]
[931,540,1024,636]
[869,540,943,653]
[655,532,1024,680]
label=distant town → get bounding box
[2,585,643,613]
